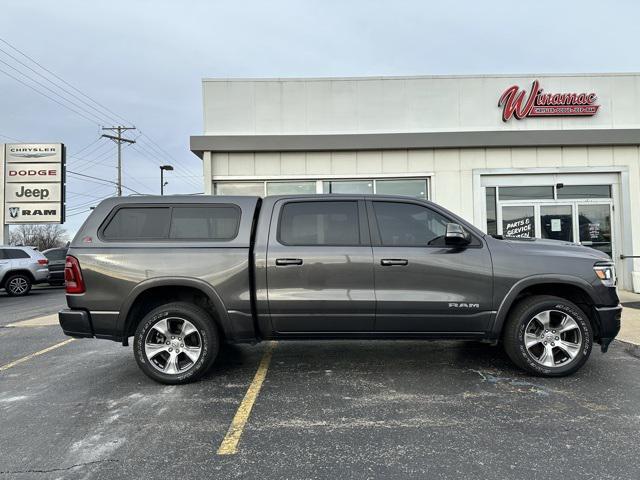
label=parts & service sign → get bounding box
[3,143,65,224]
[498,80,599,122]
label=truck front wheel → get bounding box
[133,302,220,384]
[503,295,593,377]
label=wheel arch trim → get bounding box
[491,275,599,336]
[117,277,233,344]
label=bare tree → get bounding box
[9,225,69,250]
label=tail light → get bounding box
[65,255,86,294]
[38,259,49,265]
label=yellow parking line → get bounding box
[217,341,277,455]
[6,314,59,328]
[0,339,75,372]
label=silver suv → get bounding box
[0,247,49,296]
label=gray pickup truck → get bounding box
[59,195,621,384]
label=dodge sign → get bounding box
[3,143,65,224]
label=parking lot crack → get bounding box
[0,459,118,475]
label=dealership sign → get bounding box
[3,143,65,224]
[498,80,599,122]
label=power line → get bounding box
[0,36,132,126]
[0,45,119,125]
[0,64,102,125]
[0,57,109,125]
[67,170,142,195]
[69,137,103,156]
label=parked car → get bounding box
[1,246,49,296]
[43,247,68,286]
[59,195,621,384]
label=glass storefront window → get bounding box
[502,205,535,238]
[215,182,264,196]
[557,185,611,199]
[499,186,554,201]
[485,187,497,235]
[266,181,316,195]
[578,204,612,257]
[541,205,573,242]
[323,180,373,194]
[375,179,427,199]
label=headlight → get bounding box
[594,263,616,287]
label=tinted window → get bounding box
[557,185,611,199]
[323,180,373,194]
[279,201,360,246]
[499,186,554,200]
[45,249,67,261]
[376,179,428,199]
[0,249,7,260]
[374,202,449,246]
[6,249,30,259]
[485,187,497,235]
[103,207,171,240]
[169,206,240,240]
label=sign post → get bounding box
[2,143,65,244]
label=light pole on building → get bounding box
[160,165,173,195]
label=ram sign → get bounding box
[3,143,65,224]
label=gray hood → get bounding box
[501,237,611,262]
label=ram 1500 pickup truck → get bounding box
[59,195,622,384]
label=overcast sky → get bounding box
[1,0,639,236]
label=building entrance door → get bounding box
[498,201,614,259]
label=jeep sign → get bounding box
[3,143,65,224]
[5,183,62,203]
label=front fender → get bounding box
[490,274,599,337]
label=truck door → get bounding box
[266,198,375,332]
[368,199,493,333]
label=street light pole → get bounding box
[160,165,173,195]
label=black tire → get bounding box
[4,273,32,296]
[133,302,219,384]
[503,295,593,377]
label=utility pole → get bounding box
[101,126,136,196]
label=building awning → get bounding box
[190,129,640,158]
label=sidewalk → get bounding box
[618,289,640,347]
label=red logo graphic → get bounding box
[498,80,599,122]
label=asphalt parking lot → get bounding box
[1,290,640,479]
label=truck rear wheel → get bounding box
[503,295,593,377]
[133,302,219,384]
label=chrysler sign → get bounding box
[3,143,65,224]
[498,80,600,122]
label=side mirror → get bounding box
[445,223,471,246]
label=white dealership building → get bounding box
[190,74,640,292]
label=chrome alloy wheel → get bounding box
[524,310,583,368]
[8,277,29,295]
[144,317,203,375]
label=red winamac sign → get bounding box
[498,80,599,122]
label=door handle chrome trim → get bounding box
[275,258,303,266]
[380,259,408,266]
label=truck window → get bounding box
[169,206,240,240]
[373,201,448,246]
[102,207,171,240]
[279,201,360,246]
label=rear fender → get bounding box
[117,277,233,343]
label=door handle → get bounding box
[276,258,303,266]
[380,259,408,266]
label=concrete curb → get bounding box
[616,339,640,359]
